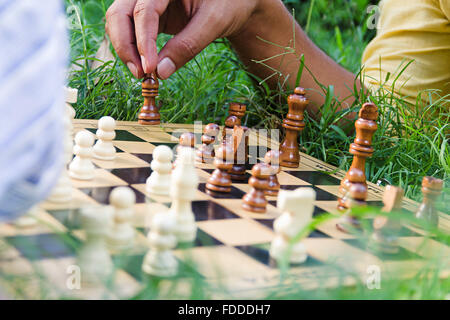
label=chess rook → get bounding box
[146,145,173,196]
[370,185,404,254]
[107,187,136,250]
[264,150,281,196]
[93,116,116,161]
[280,87,308,168]
[242,163,271,213]
[138,73,160,125]
[338,102,378,211]
[69,131,95,180]
[206,144,234,193]
[270,188,316,263]
[196,123,220,163]
[228,103,246,121]
[415,176,443,227]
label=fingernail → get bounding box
[157,57,176,80]
[140,55,149,74]
[127,62,138,78]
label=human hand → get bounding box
[105,0,262,79]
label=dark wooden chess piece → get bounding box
[138,73,160,125]
[280,87,308,168]
[222,115,241,143]
[196,123,220,163]
[206,144,234,193]
[370,185,404,254]
[338,102,378,211]
[173,132,195,168]
[229,125,249,181]
[264,150,281,196]
[228,103,246,122]
[336,184,367,233]
[415,176,443,227]
[242,163,271,213]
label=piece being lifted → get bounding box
[279,87,308,168]
[138,73,160,125]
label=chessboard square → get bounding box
[131,153,153,164]
[79,186,146,204]
[41,188,98,211]
[285,171,341,185]
[280,185,338,201]
[47,208,83,231]
[254,218,330,238]
[132,183,210,202]
[177,229,224,249]
[235,244,324,269]
[71,169,128,188]
[198,183,246,199]
[92,152,149,169]
[86,128,146,142]
[198,219,274,246]
[111,167,151,185]
[5,233,79,261]
[317,185,381,201]
[276,171,311,185]
[343,239,423,261]
[214,199,280,220]
[113,141,155,154]
[191,200,240,221]
[174,246,271,279]
[131,130,176,143]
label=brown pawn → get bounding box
[280,87,308,168]
[229,126,249,181]
[370,186,404,254]
[242,163,271,213]
[222,115,241,143]
[196,123,220,163]
[173,132,196,168]
[336,184,367,233]
[228,103,246,121]
[263,150,281,196]
[338,102,378,211]
[415,176,443,227]
[206,144,234,193]
[138,73,160,125]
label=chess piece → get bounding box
[107,187,136,250]
[142,211,178,277]
[280,87,308,168]
[14,206,39,228]
[370,185,404,254]
[206,144,234,193]
[169,148,199,242]
[138,73,160,125]
[64,86,77,120]
[415,176,443,227]
[228,102,246,121]
[48,108,74,203]
[196,123,220,163]
[229,125,249,181]
[146,145,173,196]
[338,102,378,211]
[174,132,195,168]
[336,184,367,233]
[93,116,116,161]
[69,131,95,180]
[222,115,241,144]
[270,188,316,264]
[264,150,281,196]
[77,205,113,284]
[242,163,271,213]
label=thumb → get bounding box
[157,9,224,79]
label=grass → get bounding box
[1,0,448,300]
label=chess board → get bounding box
[0,119,448,299]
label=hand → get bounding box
[106,0,261,79]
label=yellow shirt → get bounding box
[362,0,450,106]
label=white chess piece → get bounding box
[169,148,198,242]
[48,110,73,203]
[270,187,316,264]
[142,211,178,277]
[146,145,173,196]
[93,116,116,161]
[107,187,136,250]
[69,131,95,180]
[77,205,114,285]
[64,87,77,121]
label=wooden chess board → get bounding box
[0,120,448,299]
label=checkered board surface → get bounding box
[0,119,448,299]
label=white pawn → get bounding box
[270,188,316,264]
[69,131,95,180]
[77,205,114,285]
[146,145,173,196]
[142,212,178,277]
[169,148,198,243]
[107,187,136,250]
[93,116,116,161]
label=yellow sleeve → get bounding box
[440,0,450,19]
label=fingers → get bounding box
[134,0,170,74]
[157,7,226,79]
[105,0,144,78]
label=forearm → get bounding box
[228,0,360,114]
